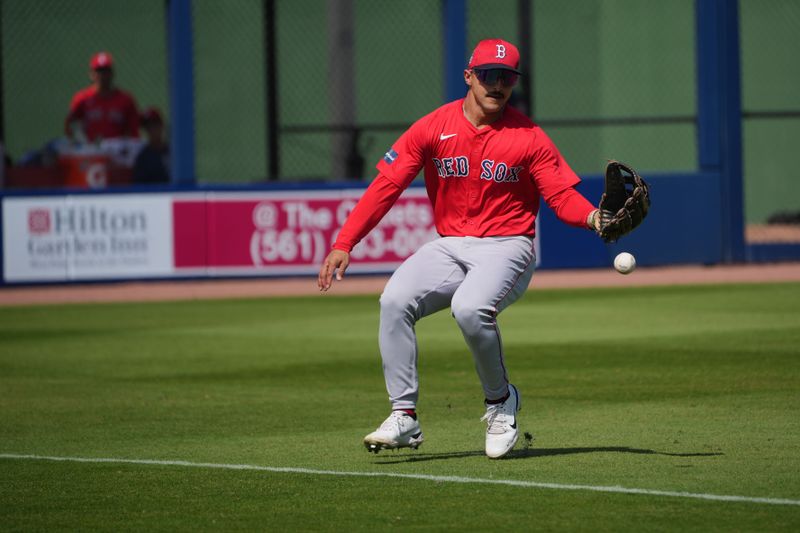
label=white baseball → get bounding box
[614,252,636,275]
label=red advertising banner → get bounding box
[172,189,437,275]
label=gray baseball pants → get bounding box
[378,235,536,409]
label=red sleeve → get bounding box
[125,93,140,137]
[546,186,596,228]
[332,173,405,252]
[530,129,595,228]
[375,116,429,187]
[65,91,85,136]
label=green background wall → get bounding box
[2,0,798,224]
[1,0,168,157]
[740,0,800,224]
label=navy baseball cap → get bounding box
[468,39,521,74]
[141,107,164,125]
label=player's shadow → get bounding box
[372,446,724,465]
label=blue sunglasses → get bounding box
[472,68,520,87]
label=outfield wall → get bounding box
[3,0,799,228]
[1,172,723,284]
[2,187,442,283]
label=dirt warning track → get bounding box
[2,263,799,306]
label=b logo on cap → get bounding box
[496,44,506,58]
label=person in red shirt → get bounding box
[64,52,140,142]
[318,39,606,459]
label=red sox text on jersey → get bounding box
[375,99,589,238]
[332,98,594,252]
[432,156,522,184]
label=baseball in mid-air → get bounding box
[614,252,636,274]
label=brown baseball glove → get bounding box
[597,160,650,243]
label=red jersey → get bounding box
[65,86,140,141]
[334,99,595,252]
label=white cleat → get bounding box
[363,411,424,453]
[482,384,521,459]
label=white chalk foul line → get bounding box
[2,453,799,507]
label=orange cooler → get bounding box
[59,152,110,188]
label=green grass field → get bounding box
[2,282,800,531]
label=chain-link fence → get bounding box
[192,0,267,183]
[275,0,698,181]
[187,0,700,182]
[740,0,800,244]
[274,0,443,181]
[1,0,168,169]
[0,0,698,186]
[469,0,697,176]
[1,0,798,247]
[185,0,446,183]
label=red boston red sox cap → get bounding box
[90,51,114,70]
[468,39,521,73]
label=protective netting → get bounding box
[1,0,697,185]
[469,0,697,176]
[274,0,443,181]
[1,0,167,172]
[1,0,796,245]
[740,0,800,242]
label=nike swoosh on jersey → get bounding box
[439,133,457,140]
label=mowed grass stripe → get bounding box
[3,453,799,507]
[2,283,799,531]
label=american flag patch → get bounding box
[383,148,398,165]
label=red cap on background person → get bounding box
[90,51,114,70]
[140,107,163,126]
[467,39,521,73]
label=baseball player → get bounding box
[65,52,140,142]
[318,38,605,459]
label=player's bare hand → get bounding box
[318,249,350,292]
